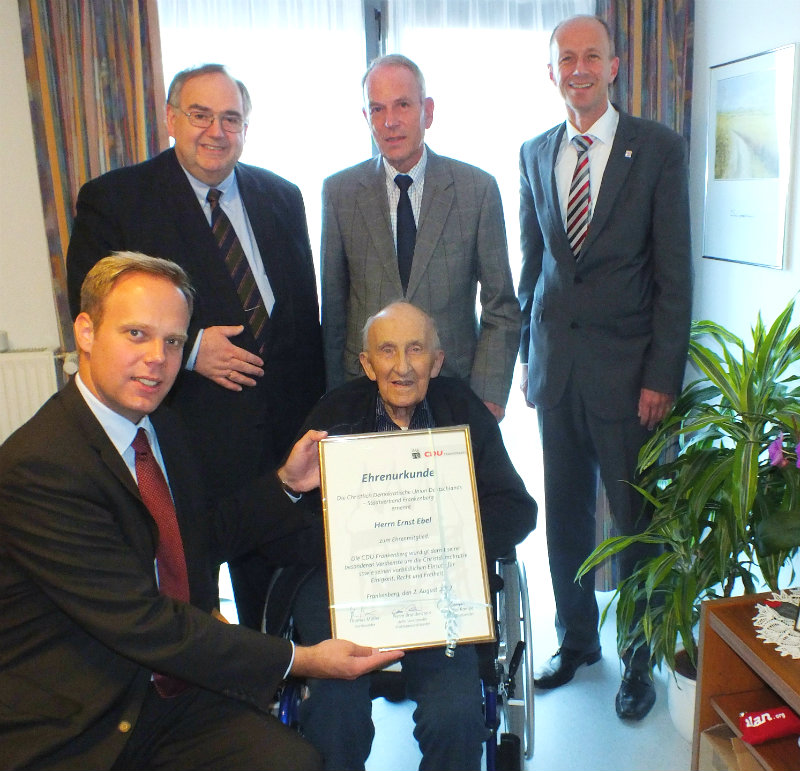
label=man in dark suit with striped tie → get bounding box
[67,64,325,629]
[518,14,692,720]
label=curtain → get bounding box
[597,0,694,143]
[18,0,166,350]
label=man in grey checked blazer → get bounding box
[321,54,520,420]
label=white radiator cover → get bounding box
[0,350,59,444]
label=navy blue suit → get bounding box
[518,110,692,654]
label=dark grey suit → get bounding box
[321,148,520,407]
[518,110,692,653]
[0,380,319,770]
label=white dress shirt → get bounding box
[555,102,619,226]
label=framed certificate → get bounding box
[319,426,494,650]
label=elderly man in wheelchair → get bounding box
[269,301,537,770]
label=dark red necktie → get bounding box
[132,428,190,697]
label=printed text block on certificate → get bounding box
[319,426,494,650]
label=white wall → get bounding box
[2,0,798,352]
[0,0,60,352]
[690,0,800,335]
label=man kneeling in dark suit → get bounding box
[286,301,537,770]
[0,253,401,771]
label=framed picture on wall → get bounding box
[702,44,798,268]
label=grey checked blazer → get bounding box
[320,148,520,407]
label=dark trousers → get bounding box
[111,684,321,771]
[292,569,487,771]
[538,375,655,665]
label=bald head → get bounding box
[359,302,444,428]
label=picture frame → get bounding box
[702,45,798,268]
[318,426,494,651]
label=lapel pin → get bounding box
[625,150,633,158]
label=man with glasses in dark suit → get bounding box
[67,64,325,629]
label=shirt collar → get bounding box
[182,166,239,204]
[565,102,619,145]
[374,393,434,432]
[382,144,427,186]
[75,373,155,455]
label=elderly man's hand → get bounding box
[291,639,404,680]
[278,430,328,493]
[194,325,265,391]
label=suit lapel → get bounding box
[156,152,248,325]
[60,380,142,503]
[355,157,401,292]
[582,111,637,256]
[538,124,575,262]
[237,164,280,297]
[407,149,453,297]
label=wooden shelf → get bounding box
[692,593,800,771]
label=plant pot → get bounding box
[667,648,697,744]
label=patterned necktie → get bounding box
[395,174,416,293]
[206,188,269,353]
[566,134,594,257]
[132,428,189,697]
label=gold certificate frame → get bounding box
[319,426,494,650]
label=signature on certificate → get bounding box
[392,605,420,618]
[349,608,379,626]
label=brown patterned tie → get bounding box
[132,428,189,697]
[566,134,594,257]
[206,187,269,353]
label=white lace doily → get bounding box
[753,589,800,659]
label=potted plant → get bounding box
[578,299,800,683]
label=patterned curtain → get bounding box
[596,0,694,144]
[17,0,167,349]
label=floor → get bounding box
[219,375,694,770]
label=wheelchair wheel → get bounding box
[496,556,534,764]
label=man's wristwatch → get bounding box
[278,473,302,498]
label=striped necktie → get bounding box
[207,188,269,353]
[566,134,594,257]
[132,428,189,698]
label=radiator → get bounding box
[0,350,59,444]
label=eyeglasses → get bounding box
[176,109,247,133]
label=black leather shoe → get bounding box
[615,668,656,720]
[534,646,602,689]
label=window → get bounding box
[157,0,592,280]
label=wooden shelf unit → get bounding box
[692,593,800,771]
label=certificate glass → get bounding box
[319,426,494,650]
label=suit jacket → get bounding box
[298,376,536,561]
[321,148,520,407]
[0,380,315,770]
[66,148,325,497]
[518,111,692,420]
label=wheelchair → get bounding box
[263,550,534,771]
